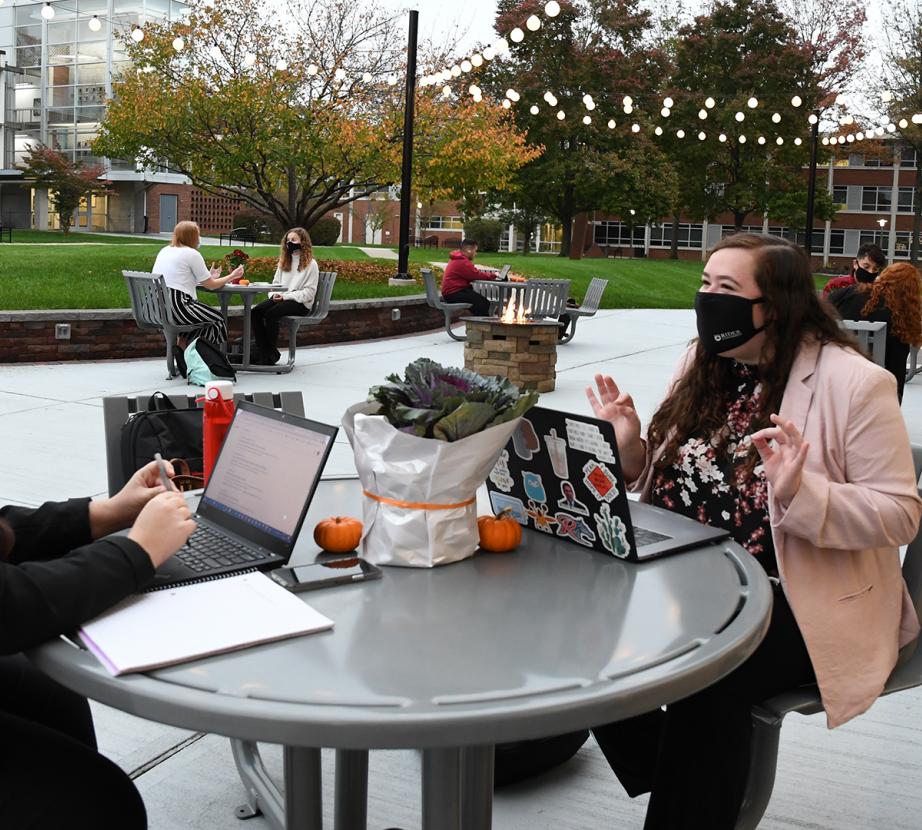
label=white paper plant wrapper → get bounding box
[342,402,522,568]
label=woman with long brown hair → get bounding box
[830,261,922,401]
[586,234,921,829]
[250,227,319,365]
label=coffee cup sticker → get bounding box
[544,428,569,479]
[490,492,528,525]
[522,471,547,503]
[566,418,616,463]
[556,480,588,515]
[489,449,514,493]
[555,512,597,547]
[582,460,620,503]
[512,418,540,460]
[594,503,632,558]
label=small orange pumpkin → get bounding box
[477,508,522,553]
[238,278,250,286]
[313,516,363,553]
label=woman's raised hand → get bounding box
[586,374,645,481]
[751,414,809,506]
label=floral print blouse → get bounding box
[650,360,777,576]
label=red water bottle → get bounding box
[202,380,235,484]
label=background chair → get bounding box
[523,279,571,320]
[123,271,201,380]
[275,271,337,374]
[839,319,887,367]
[559,277,609,344]
[422,268,471,341]
[735,444,922,830]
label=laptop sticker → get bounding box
[582,460,620,503]
[566,418,616,463]
[555,513,597,547]
[526,499,559,534]
[489,492,528,525]
[556,481,589,515]
[489,449,514,493]
[544,428,569,478]
[594,503,632,558]
[522,471,547,503]
[512,418,540,460]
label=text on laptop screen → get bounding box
[201,407,330,543]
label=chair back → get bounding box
[102,391,306,496]
[840,319,887,366]
[582,277,609,311]
[526,279,571,318]
[306,271,336,321]
[422,269,441,307]
[123,270,168,330]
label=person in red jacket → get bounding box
[821,242,886,296]
[440,239,498,316]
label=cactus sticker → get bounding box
[594,503,632,558]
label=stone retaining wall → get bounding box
[0,296,444,364]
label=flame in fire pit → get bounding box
[500,291,530,323]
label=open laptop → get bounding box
[148,401,337,590]
[485,406,728,561]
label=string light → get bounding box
[663,97,674,108]
[676,129,685,138]
[450,65,461,77]
[172,37,184,51]
[776,136,784,145]
[794,137,802,145]
[557,110,565,120]
[622,95,633,106]
[661,107,670,117]
[822,137,829,145]
[131,26,144,42]
[631,123,640,132]
[469,84,481,96]
[583,115,591,124]
[243,52,256,67]
[654,125,663,135]
[757,136,766,145]
[747,97,758,108]
[719,133,727,142]
[735,111,745,122]
[791,95,802,107]
[362,71,372,82]
[738,135,746,143]
[460,59,472,72]
[545,0,561,16]
[623,104,633,114]
[530,105,539,115]
[697,131,706,140]
[771,113,781,124]
[307,63,318,75]
[698,109,707,119]
[900,119,909,129]
[856,132,864,140]
[506,89,520,101]
[493,38,509,53]
[482,47,495,60]
[609,119,617,129]
[526,15,541,30]
[471,54,483,67]
[41,3,54,19]
[334,68,346,80]
[502,99,511,109]
[704,97,716,108]
[510,27,524,42]
[88,15,101,31]
[387,74,398,85]
[846,135,855,142]
[887,123,897,132]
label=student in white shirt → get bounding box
[152,220,243,350]
[251,227,320,365]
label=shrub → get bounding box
[310,217,342,246]
[232,209,283,243]
[462,218,504,253]
[222,255,425,286]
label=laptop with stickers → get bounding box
[485,406,728,561]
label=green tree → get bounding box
[19,146,110,235]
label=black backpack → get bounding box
[183,337,237,386]
[119,393,204,487]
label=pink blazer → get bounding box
[635,339,922,728]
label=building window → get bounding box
[828,229,846,254]
[594,221,645,247]
[648,223,703,249]
[425,216,463,230]
[860,153,892,168]
[902,145,917,168]
[898,187,915,212]
[832,185,848,206]
[861,186,892,211]
[538,223,563,253]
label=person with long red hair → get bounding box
[586,233,921,830]
[829,261,922,401]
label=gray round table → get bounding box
[28,479,772,830]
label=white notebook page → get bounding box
[79,572,333,675]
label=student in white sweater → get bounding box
[152,220,243,350]
[251,227,320,365]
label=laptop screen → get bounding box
[197,402,336,556]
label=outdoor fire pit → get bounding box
[462,295,560,392]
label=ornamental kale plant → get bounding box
[368,358,538,441]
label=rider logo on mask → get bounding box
[694,292,766,355]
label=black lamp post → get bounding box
[804,109,820,257]
[395,10,419,279]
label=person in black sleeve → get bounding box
[0,461,196,830]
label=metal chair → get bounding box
[274,271,337,374]
[735,444,922,830]
[559,277,610,344]
[908,346,920,384]
[840,319,887,366]
[422,268,471,342]
[123,270,201,380]
[523,279,571,319]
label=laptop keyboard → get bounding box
[632,525,672,547]
[177,525,271,573]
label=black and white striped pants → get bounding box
[167,288,227,348]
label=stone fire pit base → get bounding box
[462,317,559,393]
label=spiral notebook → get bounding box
[79,572,334,676]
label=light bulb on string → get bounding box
[622,95,633,107]
[663,96,674,108]
[243,52,256,67]
[704,96,715,108]
[661,107,670,117]
[676,129,685,138]
[887,123,897,132]
[172,36,186,52]
[276,59,288,71]
[631,123,640,133]
[131,26,144,42]
[41,3,54,19]
[362,72,372,82]
[450,65,461,77]
[334,68,346,80]
[856,132,864,140]
[822,137,829,145]
[771,113,781,123]
[879,114,890,125]
[506,88,519,101]
[471,54,483,67]
[735,111,745,122]
[307,63,318,75]
[808,113,818,124]
[493,38,509,53]
[739,135,747,143]
[747,97,758,108]
[846,135,854,142]
[387,74,398,86]
[794,137,802,145]
[545,0,561,16]
[791,95,802,107]
[776,136,784,145]
[654,125,663,135]
[88,15,101,31]
[460,60,471,72]
[545,92,558,107]
[623,104,633,114]
[441,85,451,97]
[483,47,495,60]
[473,94,482,102]
[912,114,922,124]
[845,114,855,124]
[900,118,909,128]
[502,99,511,109]
[582,93,593,106]
[510,27,524,43]
[698,109,707,119]
[609,119,617,129]
[557,110,565,120]
[530,105,539,115]
[583,115,591,124]
[719,133,727,142]
[757,136,766,145]
[876,126,886,136]
[469,84,481,96]
[526,15,541,30]
[697,131,706,140]
[585,100,595,111]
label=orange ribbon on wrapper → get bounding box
[362,490,476,511]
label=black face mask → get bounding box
[694,292,766,355]
[285,241,301,254]
[854,265,878,284]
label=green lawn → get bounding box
[0,232,831,309]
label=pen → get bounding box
[153,453,177,491]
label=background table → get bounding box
[29,479,772,830]
[202,282,282,373]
